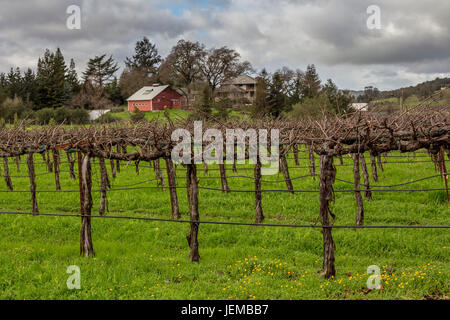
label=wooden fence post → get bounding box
[78,152,94,257]
[165,157,180,219]
[319,152,336,278]
[353,154,364,226]
[186,164,200,262]
[27,153,38,215]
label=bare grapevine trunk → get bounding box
[3,157,13,191]
[319,152,336,279]
[27,153,38,214]
[359,153,372,200]
[254,158,264,223]
[98,156,110,216]
[186,164,200,262]
[309,144,316,179]
[370,153,378,182]
[353,154,364,226]
[219,164,230,193]
[279,152,294,194]
[66,151,76,180]
[165,157,180,219]
[293,144,299,166]
[79,152,94,257]
[52,149,61,190]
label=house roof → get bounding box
[216,84,246,93]
[127,85,170,101]
[225,75,256,85]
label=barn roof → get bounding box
[127,85,170,101]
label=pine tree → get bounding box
[36,48,67,109]
[266,73,287,117]
[82,54,119,87]
[65,58,80,99]
[301,64,321,99]
[125,37,162,76]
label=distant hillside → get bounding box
[380,77,450,100]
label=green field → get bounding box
[0,150,448,300]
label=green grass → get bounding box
[0,150,448,300]
[110,108,191,122]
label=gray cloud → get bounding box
[0,0,448,90]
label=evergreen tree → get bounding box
[82,54,119,87]
[36,48,67,109]
[65,58,80,100]
[22,68,38,105]
[6,67,23,99]
[105,78,124,105]
[300,64,321,99]
[266,73,287,118]
[125,37,162,76]
[251,75,269,118]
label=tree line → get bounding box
[0,36,356,123]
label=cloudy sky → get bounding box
[1,0,449,90]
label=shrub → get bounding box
[36,108,55,125]
[111,106,126,113]
[130,110,146,123]
[0,97,31,122]
[70,108,90,124]
[54,107,72,124]
[96,112,119,123]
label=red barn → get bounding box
[127,84,184,112]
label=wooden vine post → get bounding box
[186,163,200,262]
[78,152,94,257]
[319,149,336,278]
[165,157,180,219]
